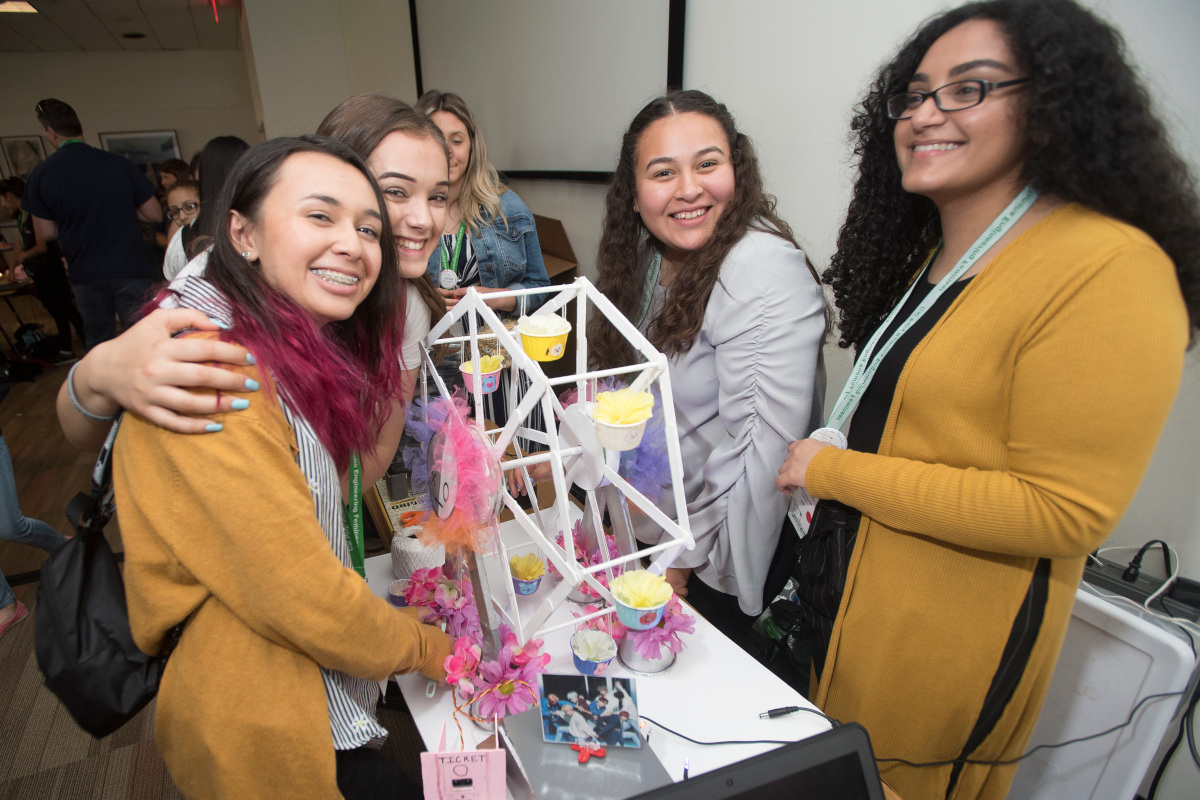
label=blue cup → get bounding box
[512,575,542,596]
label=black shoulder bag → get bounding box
[34,421,181,738]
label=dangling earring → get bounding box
[241,251,253,262]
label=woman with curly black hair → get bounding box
[589,90,826,644]
[776,1,1199,797]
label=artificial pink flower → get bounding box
[572,604,626,642]
[444,638,482,697]
[474,645,540,719]
[626,595,695,660]
[402,567,441,606]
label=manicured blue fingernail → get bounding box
[208,317,231,331]
[205,423,223,432]
[245,353,256,365]
[231,398,250,410]
[244,378,260,391]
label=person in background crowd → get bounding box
[22,98,160,348]
[154,159,192,249]
[775,2,1200,797]
[163,178,200,253]
[0,176,84,356]
[163,136,251,281]
[157,158,189,194]
[0,377,70,640]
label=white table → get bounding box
[366,530,828,788]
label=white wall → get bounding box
[339,0,419,100]
[0,49,258,163]
[241,0,351,138]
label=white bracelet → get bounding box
[67,361,119,423]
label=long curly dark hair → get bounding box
[825,0,1200,349]
[588,90,810,368]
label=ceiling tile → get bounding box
[2,11,81,49]
[0,20,39,51]
[138,0,198,50]
[81,0,161,50]
[30,0,122,50]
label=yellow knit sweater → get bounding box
[806,205,1187,800]
[114,357,452,799]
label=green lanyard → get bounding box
[342,452,365,578]
[634,250,663,331]
[824,184,1040,431]
[58,138,85,148]
[439,219,467,276]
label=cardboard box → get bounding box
[534,215,578,281]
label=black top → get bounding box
[22,142,157,285]
[847,267,973,454]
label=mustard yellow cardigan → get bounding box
[807,205,1188,800]
[114,358,452,799]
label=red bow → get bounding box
[570,743,607,763]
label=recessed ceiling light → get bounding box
[0,2,39,14]
[122,32,147,40]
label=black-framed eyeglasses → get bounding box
[886,78,1030,120]
[166,200,199,220]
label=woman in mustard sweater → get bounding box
[776,2,1200,798]
[113,137,451,799]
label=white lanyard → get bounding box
[824,184,1039,431]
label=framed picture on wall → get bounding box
[99,130,182,185]
[0,136,48,179]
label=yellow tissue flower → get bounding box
[509,553,546,580]
[594,388,654,426]
[461,355,503,373]
[611,569,672,608]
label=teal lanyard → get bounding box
[634,250,663,331]
[342,452,365,578]
[824,184,1040,431]
[439,219,467,277]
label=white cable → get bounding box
[1085,582,1200,639]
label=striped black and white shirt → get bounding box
[164,262,387,750]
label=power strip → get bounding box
[1084,556,1200,623]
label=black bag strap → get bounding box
[66,419,185,656]
[66,420,120,539]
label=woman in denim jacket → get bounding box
[416,91,549,315]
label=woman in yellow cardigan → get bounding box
[113,136,451,799]
[776,1,1200,798]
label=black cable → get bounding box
[1187,680,1200,770]
[1123,539,1173,583]
[640,709,835,748]
[1145,679,1200,799]
[646,690,1188,774]
[878,690,1184,769]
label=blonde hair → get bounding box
[416,90,507,237]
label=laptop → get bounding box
[624,723,886,800]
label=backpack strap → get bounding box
[65,419,121,538]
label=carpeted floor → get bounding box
[0,293,428,798]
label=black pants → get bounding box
[335,747,421,800]
[681,518,800,646]
[27,257,85,351]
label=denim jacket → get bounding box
[426,188,550,312]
